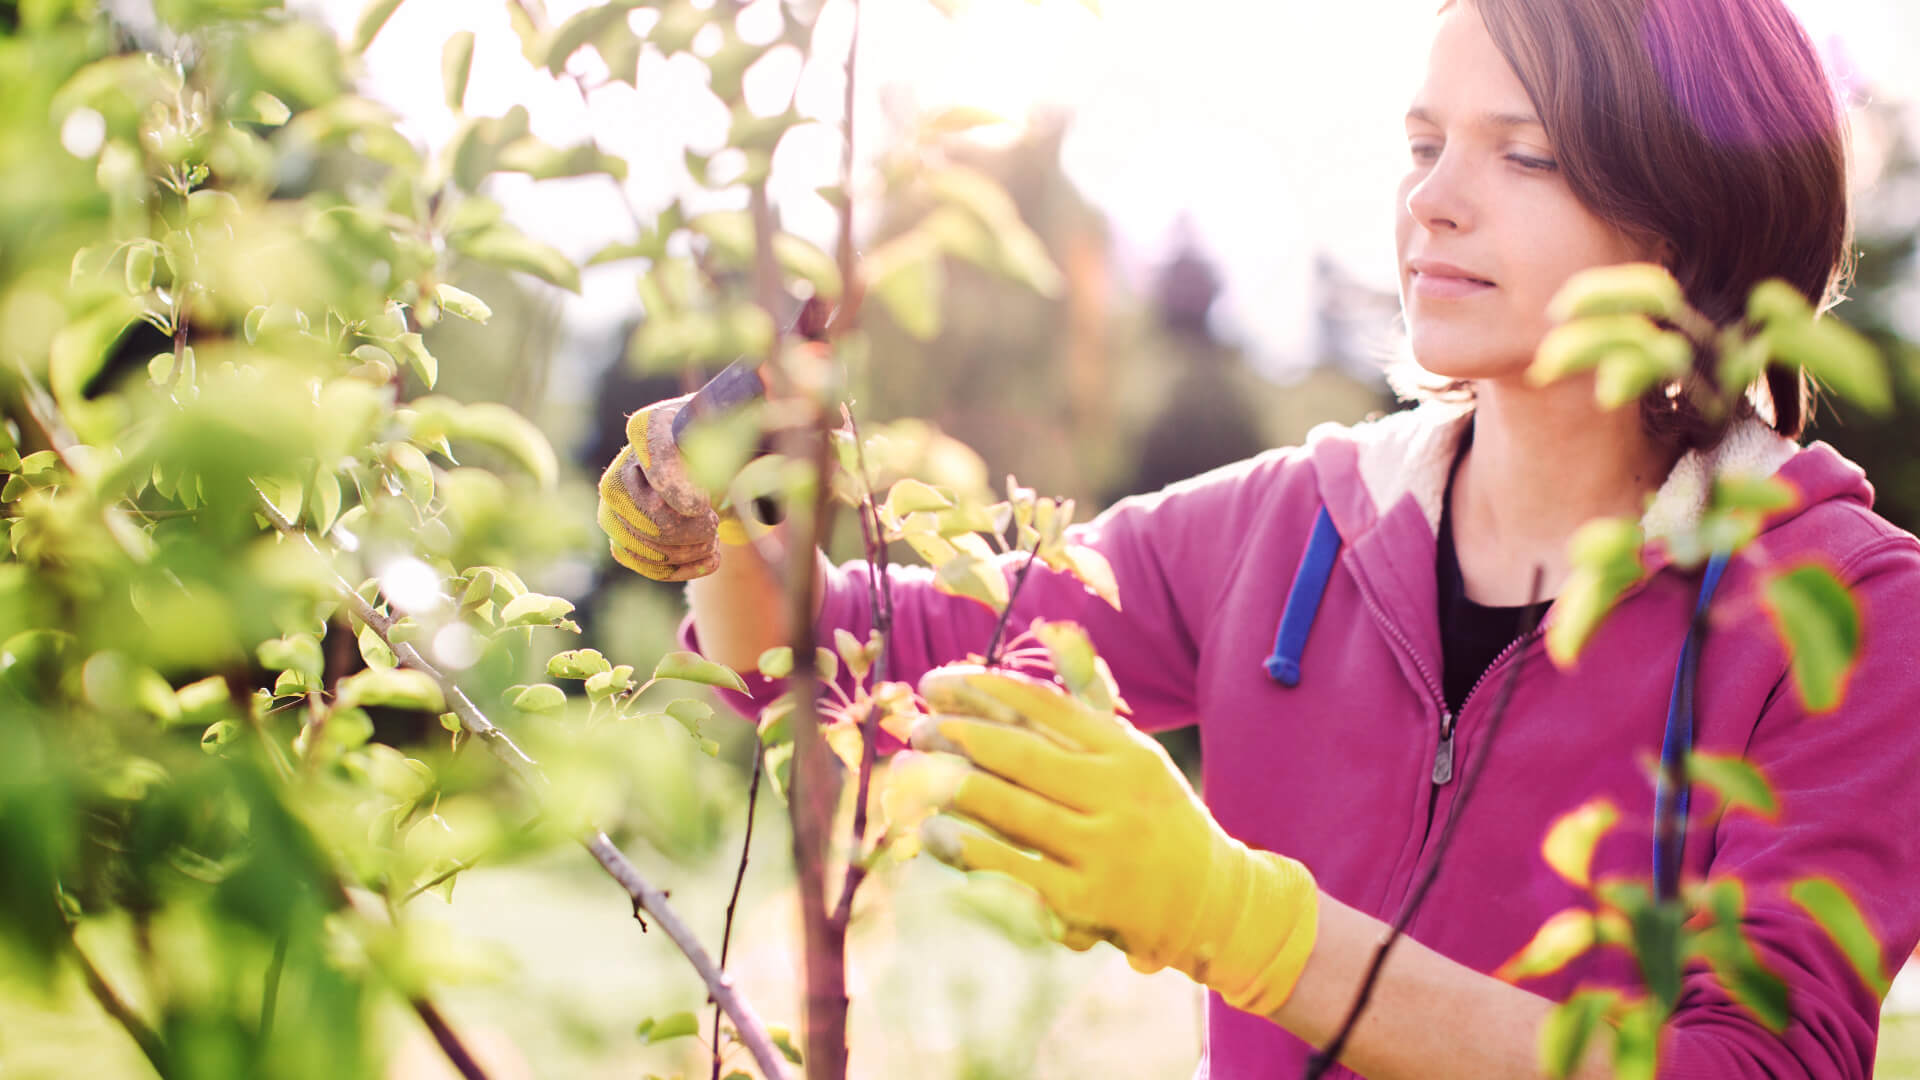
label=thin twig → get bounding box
[829,0,863,337]
[412,997,493,1080]
[259,929,289,1042]
[70,935,166,1074]
[1303,566,1546,1080]
[831,406,891,930]
[984,539,1043,666]
[711,744,766,1080]
[402,857,481,903]
[249,489,792,1080]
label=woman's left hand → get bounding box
[901,663,1321,1015]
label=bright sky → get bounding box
[308,0,1920,378]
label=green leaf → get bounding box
[1547,262,1685,324]
[434,283,492,323]
[1685,752,1778,821]
[1711,474,1797,515]
[500,592,576,628]
[921,105,1007,136]
[1629,899,1687,1010]
[758,647,793,679]
[507,683,567,714]
[442,30,475,110]
[1747,279,1813,327]
[1763,317,1891,415]
[124,242,155,294]
[635,1010,699,1044]
[388,441,435,505]
[1060,544,1121,610]
[769,1024,804,1064]
[865,233,943,341]
[1540,799,1618,889]
[202,719,240,753]
[352,0,408,53]
[666,699,712,741]
[239,91,292,126]
[547,648,612,680]
[258,633,324,682]
[394,332,438,390]
[1528,314,1689,396]
[452,222,582,293]
[935,552,1010,613]
[1547,518,1645,666]
[1538,989,1620,1078]
[1494,908,1598,982]
[650,651,749,694]
[886,477,953,517]
[1692,879,1789,1032]
[544,0,643,75]
[584,665,634,701]
[337,668,445,713]
[927,165,1062,296]
[773,231,843,302]
[1760,565,1859,713]
[1789,876,1891,998]
[358,624,398,669]
[451,402,560,488]
[310,466,344,534]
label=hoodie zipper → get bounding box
[1439,625,1544,783]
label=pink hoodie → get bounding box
[693,402,1920,1078]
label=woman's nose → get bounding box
[1405,152,1473,233]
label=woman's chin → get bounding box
[1406,339,1534,383]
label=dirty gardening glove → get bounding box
[905,665,1320,1017]
[596,394,723,582]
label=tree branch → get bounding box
[69,935,166,1075]
[711,744,765,1080]
[985,539,1042,666]
[411,997,493,1080]
[1303,567,1546,1080]
[829,0,863,337]
[249,489,792,1080]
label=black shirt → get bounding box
[1436,428,1547,714]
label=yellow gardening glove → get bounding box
[595,394,726,582]
[905,664,1320,1017]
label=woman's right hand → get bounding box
[596,394,723,581]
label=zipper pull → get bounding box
[1432,711,1455,785]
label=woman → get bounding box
[598,0,1920,1075]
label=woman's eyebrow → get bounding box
[1404,106,1545,131]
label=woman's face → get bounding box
[1395,3,1652,381]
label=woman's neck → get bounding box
[1450,375,1680,606]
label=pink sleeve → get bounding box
[680,450,1301,734]
[1659,536,1920,1079]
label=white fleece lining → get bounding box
[1318,401,1798,541]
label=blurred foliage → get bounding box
[1820,98,1920,536]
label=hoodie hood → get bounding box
[1301,400,1872,556]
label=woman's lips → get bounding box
[1410,269,1496,299]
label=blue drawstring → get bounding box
[1264,507,1343,686]
[1652,551,1733,900]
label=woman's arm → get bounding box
[683,527,821,674]
[1276,895,1611,1079]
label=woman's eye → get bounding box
[1508,153,1559,172]
[1409,142,1441,164]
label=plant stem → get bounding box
[984,539,1043,666]
[711,745,766,1080]
[830,0,863,336]
[1303,567,1545,1080]
[259,930,289,1042]
[250,489,793,1080]
[70,935,166,1075]
[411,997,493,1080]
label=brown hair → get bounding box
[1461,0,1852,445]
